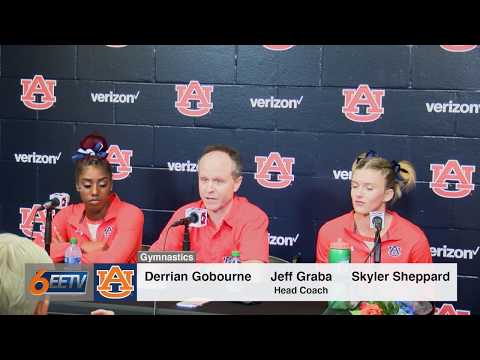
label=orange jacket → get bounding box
[316,210,432,263]
[150,196,269,263]
[35,193,143,263]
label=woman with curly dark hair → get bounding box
[35,133,143,263]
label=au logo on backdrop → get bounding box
[106,145,133,180]
[435,303,470,315]
[430,160,475,199]
[440,45,477,52]
[342,84,385,122]
[175,80,214,117]
[263,45,295,51]
[94,264,137,301]
[19,206,54,243]
[20,74,57,110]
[254,152,295,189]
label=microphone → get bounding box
[171,208,208,228]
[369,212,384,263]
[163,208,207,251]
[39,193,70,210]
[39,197,60,210]
[171,212,199,227]
[40,193,70,256]
[364,212,384,263]
[372,216,383,231]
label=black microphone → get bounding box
[39,197,60,211]
[373,216,382,263]
[171,212,199,227]
[373,216,383,232]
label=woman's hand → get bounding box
[80,240,108,254]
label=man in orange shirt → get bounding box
[35,134,143,263]
[316,150,432,264]
[150,145,269,263]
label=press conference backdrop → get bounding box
[0,45,479,315]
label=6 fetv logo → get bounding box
[94,264,136,301]
[29,269,88,296]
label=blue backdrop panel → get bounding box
[322,45,410,87]
[2,119,75,166]
[77,45,155,82]
[155,45,235,84]
[455,91,480,137]
[0,79,37,119]
[142,210,174,247]
[413,45,480,90]
[276,87,371,133]
[237,45,322,86]
[426,227,480,276]
[116,83,194,127]
[38,80,114,124]
[113,168,196,211]
[1,45,76,79]
[194,85,277,130]
[371,90,456,136]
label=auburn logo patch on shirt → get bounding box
[388,245,401,257]
[104,226,113,239]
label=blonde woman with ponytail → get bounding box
[316,150,432,263]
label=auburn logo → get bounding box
[254,152,295,189]
[19,205,50,243]
[342,84,385,122]
[387,245,401,257]
[96,265,135,299]
[263,45,295,51]
[435,303,470,315]
[20,75,57,110]
[440,45,477,52]
[430,160,475,199]
[175,80,214,117]
[103,226,113,239]
[106,145,133,181]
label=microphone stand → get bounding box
[183,223,191,251]
[44,208,54,256]
[373,227,381,263]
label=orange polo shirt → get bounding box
[150,196,269,263]
[316,210,432,263]
[34,193,143,264]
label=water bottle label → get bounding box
[65,256,81,264]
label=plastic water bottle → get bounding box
[328,238,351,263]
[328,238,354,310]
[65,237,81,264]
[224,250,241,263]
[231,250,241,263]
